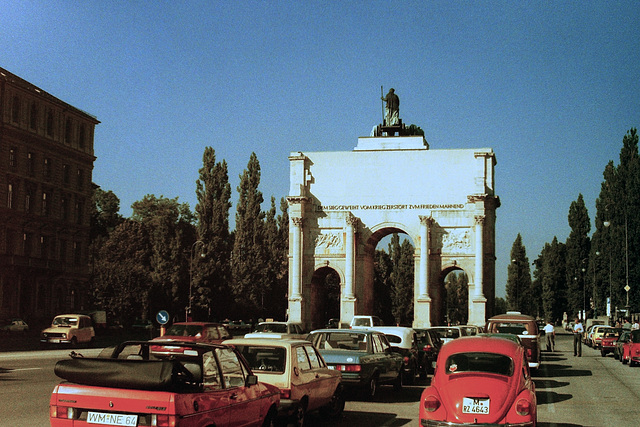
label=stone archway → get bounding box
[287,135,499,330]
[309,266,342,330]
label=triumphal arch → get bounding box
[286,134,499,329]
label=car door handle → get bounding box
[230,393,238,400]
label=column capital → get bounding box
[419,215,434,227]
[292,217,303,227]
[345,212,359,227]
[286,196,311,205]
[474,215,486,226]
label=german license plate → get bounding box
[462,397,489,414]
[87,411,138,426]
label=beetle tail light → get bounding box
[516,398,531,416]
[280,388,291,399]
[423,344,432,352]
[423,395,440,412]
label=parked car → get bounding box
[427,326,468,344]
[0,318,29,333]
[150,322,231,355]
[349,315,384,329]
[415,328,443,377]
[614,330,631,360]
[600,329,622,357]
[50,340,280,426]
[621,329,640,366]
[373,326,422,384]
[485,312,541,369]
[591,325,616,349]
[307,328,403,398]
[40,314,95,347]
[244,321,306,340]
[460,325,483,336]
[419,336,537,426]
[224,337,344,425]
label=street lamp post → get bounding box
[187,240,205,321]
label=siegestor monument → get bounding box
[286,94,499,329]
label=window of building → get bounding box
[25,188,33,213]
[63,164,70,185]
[79,124,86,149]
[12,95,20,123]
[7,183,13,209]
[24,232,33,257]
[77,169,84,190]
[43,157,51,180]
[42,191,49,216]
[73,241,82,266]
[28,152,35,176]
[75,199,84,225]
[30,102,38,130]
[59,240,67,262]
[9,148,17,167]
[6,229,16,255]
[61,195,69,221]
[46,109,54,137]
[41,235,51,259]
[65,118,72,144]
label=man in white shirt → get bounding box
[543,320,555,352]
[573,317,584,357]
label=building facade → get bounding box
[0,67,99,326]
[287,136,499,330]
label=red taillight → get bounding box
[403,356,410,364]
[423,395,440,412]
[423,345,432,352]
[152,414,177,427]
[527,348,532,358]
[280,388,291,399]
[49,406,74,419]
[333,364,361,372]
[516,399,531,416]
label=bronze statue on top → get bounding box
[381,88,400,126]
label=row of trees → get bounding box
[507,128,640,323]
[89,148,289,327]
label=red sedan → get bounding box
[419,336,537,426]
[622,329,640,366]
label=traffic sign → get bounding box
[156,310,169,325]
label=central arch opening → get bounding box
[363,227,415,326]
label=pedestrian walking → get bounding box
[573,317,584,357]
[543,320,555,352]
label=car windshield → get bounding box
[254,323,288,333]
[312,332,368,351]
[492,322,532,335]
[53,317,78,327]
[445,352,514,376]
[165,324,203,337]
[432,328,460,339]
[352,318,371,327]
[235,345,286,373]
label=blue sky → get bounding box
[3,1,639,297]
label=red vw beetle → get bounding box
[419,336,537,426]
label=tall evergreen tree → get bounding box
[565,194,591,317]
[445,272,468,324]
[232,152,266,318]
[540,237,567,323]
[263,196,288,319]
[506,234,532,313]
[194,147,232,320]
[388,234,415,325]
[373,249,394,324]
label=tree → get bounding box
[388,234,414,325]
[262,196,288,319]
[506,234,532,313]
[131,195,195,320]
[90,185,123,241]
[565,194,591,318]
[91,220,152,327]
[445,271,468,324]
[232,152,266,318]
[374,249,394,324]
[538,237,567,323]
[194,147,232,320]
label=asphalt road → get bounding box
[1,330,639,426]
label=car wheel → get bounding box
[364,376,378,399]
[629,360,635,367]
[70,337,78,347]
[261,407,277,427]
[292,402,306,426]
[320,385,345,419]
[601,350,606,357]
[393,371,403,391]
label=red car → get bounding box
[600,329,622,357]
[419,336,537,426]
[150,321,231,355]
[621,329,640,366]
[50,340,280,426]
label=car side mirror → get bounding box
[245,374,258,387]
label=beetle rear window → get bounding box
[445,352,514,376]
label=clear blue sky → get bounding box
[3,1,639,298]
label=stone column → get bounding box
[474,215,485,298]
[344,213,357,299]
[291,217,303,299]
[418,215,433,299]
